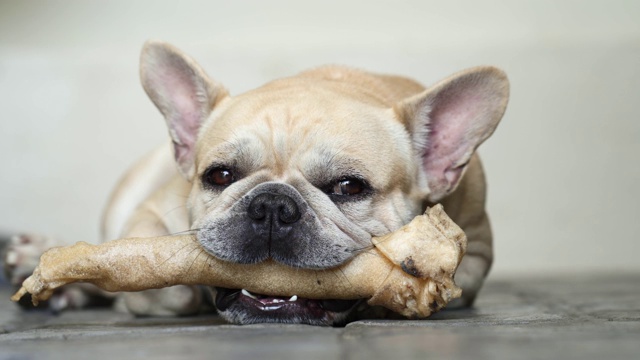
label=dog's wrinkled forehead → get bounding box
[195,83,414,187]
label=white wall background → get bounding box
[1,0,638,277]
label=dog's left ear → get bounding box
[398,66,509,202]
[140,40,229,179]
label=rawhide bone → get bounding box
[11,204,466,318]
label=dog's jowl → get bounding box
[5,41,509,325]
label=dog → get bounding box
[3,41,509,325]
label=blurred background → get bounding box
[1,0,638,277]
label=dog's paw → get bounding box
[3,233,59,288]
[45,284,115,313]
[2,233,87,310]
[445,296,474,310]
[122,285,204,317]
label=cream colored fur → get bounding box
[98,41,508,316]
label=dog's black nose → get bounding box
[247,193,301,225]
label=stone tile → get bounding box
[1,274,639,360]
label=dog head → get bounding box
[140,41,509,325]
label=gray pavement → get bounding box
[1,273,639,360]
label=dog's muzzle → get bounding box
[198,182,368,325]
[198,182,359,268]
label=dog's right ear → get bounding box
[140,40,228,179]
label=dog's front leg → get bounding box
[116,206,206,317]
[121,286,205,317]
[437,156,494,309]
[450,211,493,308]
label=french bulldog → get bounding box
[4,41,509,326]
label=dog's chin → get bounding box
[214,287,361,326]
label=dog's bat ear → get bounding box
[398,66,509,202]
[140,40,229,179]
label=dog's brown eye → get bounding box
[204,168,235,187]
[331,179,365,196]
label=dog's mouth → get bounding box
[214,287,360,326]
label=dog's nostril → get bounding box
[248,201,267,221]
[277,202,300,224]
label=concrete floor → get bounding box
[1,274,638,360]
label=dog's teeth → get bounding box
[241,289,257,299]
[288,295,298,302]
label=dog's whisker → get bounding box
[163,228,202,237]
[159,241,200,266]
[168,191,190,199]
[199,249,212,273]
[185,248,206,274]
[161,205,188,219]
[346,243,377,255]
[337,267,367,300]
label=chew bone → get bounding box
[11,205,466,318]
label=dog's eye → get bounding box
[331,178,365,196]
[203,167,235,187]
